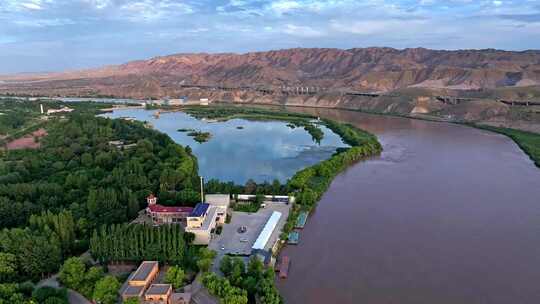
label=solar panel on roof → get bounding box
[190,203,210,217]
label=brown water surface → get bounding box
[277,107,540,304]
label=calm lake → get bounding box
[101,108,347,184]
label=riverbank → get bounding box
[215,101,540,171]
[467,124,540,168]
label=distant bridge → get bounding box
[178,83,388,98]
[498,99,540,107]
[435,96,472,105]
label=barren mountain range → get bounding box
[2,47,540,131]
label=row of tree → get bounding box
[202,178,289,198]
[89,223,197,269]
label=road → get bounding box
[38,274,92,304]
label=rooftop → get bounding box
[148,204,193,214]
[131,261,158,282]
[252,211,282,251]
[123,285,145,297]
[190,203,210,217]
[145,284,172,296]
[201,206,219,231]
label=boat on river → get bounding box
[287,231,299,245]
[279,256,290,279]
[295,211,308,228]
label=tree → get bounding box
[20,234,62,280]
[271,179,281,195]
[247,256,264,279]
[43,297,68,304]
[196,248,216,273]
[197,259,212,273]
[220,256,233,276]
[244,179,257,194]
[164,266,185,289]
[58,257,86,291]
[80,267,104,298]
[0,253,17,282]
[123,298,140,304]
[229,258,246,287]
[32,287,67,304]
[92,276,120,304]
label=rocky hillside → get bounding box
[2,47,540,95]
[2,47,540,133]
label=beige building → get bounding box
[185,195,230,245]
[145,284,173,303]
[121,261,192,303]
[121,261,159,301]
[205,194,230,224]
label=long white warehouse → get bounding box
[252,211,282,251]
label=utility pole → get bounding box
[200,176,204,203]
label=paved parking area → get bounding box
[209,202,291,272]
[209,210,268,255]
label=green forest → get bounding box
[0,113,199,229]
[0,103,202,302]
[0,101,382,303]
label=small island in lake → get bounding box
[177,128,194,132]
[187,130,212,143]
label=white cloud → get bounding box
[1,0,50,11]
[283,24,324,37]
[119,0,194,21]
[14,18,75,27]
[83,0,112,9]
[268,0,302,15]
[329,18,427,35]
[20,2,42,10]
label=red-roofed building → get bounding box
[146,195,193,225]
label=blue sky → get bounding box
[1,0,540,73]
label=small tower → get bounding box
[147,194,157,205]
[40,104,44,115]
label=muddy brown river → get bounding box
[276,107,540,304]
